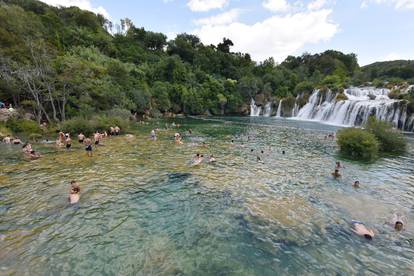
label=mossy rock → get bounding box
[335,93,348,102]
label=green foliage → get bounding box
[0,124,12,137]
[1,0,412,124]
[335,92,348,101]
[6,119,42,134]
[337,128,379,161]
[365,116,406,154]
[61,115,130,136]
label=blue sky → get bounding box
[41,0,414,65]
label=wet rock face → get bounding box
[254,94,265,106]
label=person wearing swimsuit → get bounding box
[84,138,93,157]
[65,135,72,150]
[78,133,85,143]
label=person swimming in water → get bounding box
[3,135,11,144]
[335,161,344,169]
[391,213,405,231]
[192,153,204,165]
[69,181,80,204]
[84,138,93,157]
[332,169,341,178]
[22,143,41,159]
[353,180,360,188]
[174,132,183,144]
[351,221,375,240]
[65,134,72,150]
[12,137,22,144]
[282,150,286,155]
[208,155,216,163]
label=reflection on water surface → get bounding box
[1,117,414,275]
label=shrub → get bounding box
[365,116,406,154]
[388,89,401,99]
[6,119,42,134]
[0,124,12,138]
[335,93,348,101]
[61,117,94,136]
[337,128,379,161]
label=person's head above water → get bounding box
[70,181,80,194]
[395,221,403,231]
[364,234,373,240]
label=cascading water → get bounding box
[250,99,261,116]
[276,100,283,117]
[263,102,272,117]
[295,87,414,131]
[250,87,414,132]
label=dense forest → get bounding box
[1,0,414,124]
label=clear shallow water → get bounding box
[1,117,414,275]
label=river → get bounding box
[1,117,413,275]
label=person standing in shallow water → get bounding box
[78,133,85,144]
[84,138,93,157]
[150,129,157,141]
[65,134,72,150]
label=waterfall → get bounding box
[250,99,262,116]
[249,87,414,132]
[263,102,272,117]
[294,87,414,131]
[276,100,283,117]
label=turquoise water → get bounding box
[1,117,414,275]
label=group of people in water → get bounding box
[2,121,407,241]
[330,157,404,240]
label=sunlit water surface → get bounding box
[1,117,414,275]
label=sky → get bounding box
[39,0,414,65]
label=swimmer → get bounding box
[65,134,72,150]
[22,143,41,159]
[335,161,344,169]
[3,135,11,144]
[251,149,254,153]
[282,150,286,155]
[12,137,22,144]
[353,181,360,188]
[69,181,80,204]
[332,169,341,178]
[150,129,157,141]
[78,133,85,143]
[257,156,261,161]
[84,138,93,157]
[351,221,375,240]
[188,129,192,134]
[174,132,183,144]
[208,155,216,163]
[391,213,405,231]
[192,153,204,165]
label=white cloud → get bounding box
[308,0,327,10]
[193,9,338,62]
[262,0,291,12]
[361,0,414,10]
[39,0,110,19]
[194,9,241,26]
[187,0,229,12]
